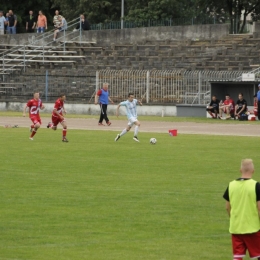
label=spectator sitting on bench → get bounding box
[234,93,247,120]
[219,94,235,120]
[53,16,67,41]
[206,95,220,119]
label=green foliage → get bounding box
[0,127,258,259]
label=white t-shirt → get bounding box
[0,16,6,30]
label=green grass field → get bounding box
[0,125,258,259]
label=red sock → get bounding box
[30,130,36,138]
[63,129,67,137]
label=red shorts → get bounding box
[52,115,65,126]
[232,231,260,259]
[30,115,41,125]
[223,108,234,114]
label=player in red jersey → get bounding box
[47,94,68,142]
[23,92,45,140]
[219,94,235,120]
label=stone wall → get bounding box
[0,24,229,46]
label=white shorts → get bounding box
[127,117,138,127]
[0,29,4,35]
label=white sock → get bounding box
[134,126,139,136]
[120,129,127,136]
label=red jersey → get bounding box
[223,99,235,112]
[52,98,64,117]
[26,98,42,117]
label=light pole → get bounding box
[121,0,124,29]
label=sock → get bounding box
[30,130,36,138]
[120,129,127,137]
[63,128,67,138]
[134,126,139,136]
[49,123,54,128]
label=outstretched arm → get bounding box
[137,100,143,106]
[116,104,121,117]
[109,97,114,104]
[23,105,28,117]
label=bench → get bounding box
[17,50,78,54]
[6,54,85,58]
[1,59,76,63]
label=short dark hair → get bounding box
[128,92,134,97]
[238,93,243,96]
[60,93,65,97]
[225,94,230,97]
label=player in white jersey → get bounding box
[115,93,142,142]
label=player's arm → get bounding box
[23,104,28,117]
[62,104,67,115]
[108,96,114,104]
[94,90,102,105]
[116,104,121,117]
[137,100,143,106]
[53,108,64,120]
[225,201,231,217]
[40,104,45,110]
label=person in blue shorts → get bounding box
[115,93,142,142]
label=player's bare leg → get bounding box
[226,107,231,119]
[30,122,40,140]
[133,121,140,142]
[115,125,131,141]
[61,121,68,142]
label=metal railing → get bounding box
[0,16,88,80]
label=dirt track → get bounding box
[1,116,260,137]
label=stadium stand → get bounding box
[0,24,259,103]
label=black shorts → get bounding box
[206,107,219,113]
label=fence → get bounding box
[0,69,252,104]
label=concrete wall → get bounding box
[0,24,229,46]
[0,102,177,117]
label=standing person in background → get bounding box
[75,14,90,30]
[223,159,260,260]
[36,10,47,33]
[8,10,17,34]
[115,93,142,142]
[0,11,6,35]
[53,10,61,29]
[23,92,45,140]
[95,83,114,126]
[26,10,36,33]
[47,94,68,142]
[257,84,260,120]
[5,12,9,34]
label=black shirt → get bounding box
[209,99,220,109]
[236,99,247,112]
[223,178,260,201]
[76,20,90,30]
[26,15,36,28]
[8,14,16,27]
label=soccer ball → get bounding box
[150,138,157,144]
